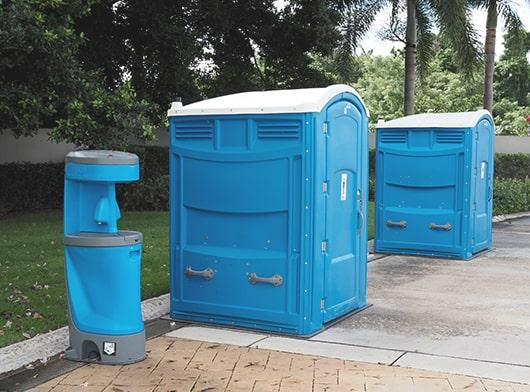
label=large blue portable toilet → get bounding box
[374,110,494,260]
[167,85,369,335]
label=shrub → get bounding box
[117,175,169,211]
[0,162,64,217]
[127,145,169,180]
[369,149,375,177]
[494,153,530,180]
[0,145,169,216]
[2,149,530,216]
[493,178,530,215]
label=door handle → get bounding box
[386,220,407,228]
[357,189,365,234]
[248,273,283,287]
[429,223,452,231]
[184,266,214,280]
[357,207,365,234]
[356,190,364,234]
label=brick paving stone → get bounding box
[514,384,530,392]
[153,375,199,392]
[193,370,233,391]
[29,374,69,392]
[27,336,530,392]
[481,379,517,392]
[448,375,488,392]
[412,376,453,392]
[103,385,157,392]
[278,375,313,392]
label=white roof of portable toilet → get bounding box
[167,84,368,117]
[377,110,491,129]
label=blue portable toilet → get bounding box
[63,151,145,364]
[167,85,369,335]
[374,110,494,260]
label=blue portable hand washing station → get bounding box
[63,150,145,364]
[374,110,494,260]
[168,84,369,335]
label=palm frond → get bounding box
[497,0,522,30]
[429,0,482,74]
[416,0,436,79]
[340,0,387,53]
[377,0,406,44]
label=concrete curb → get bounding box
[0,293,169,377]
[492,211,530,223]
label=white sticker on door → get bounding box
[480,162,486,179]
[341,173,348,201]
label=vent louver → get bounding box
[174,122,213,139]
[257,124,300,139]
[436,131,464,144]
[380,131,407,143]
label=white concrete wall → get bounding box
[0,129,528,164]
[0,128,169,163]
[0,129,75,164]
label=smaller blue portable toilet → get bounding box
[63,151,145,364]
[374,110,494,260]
[168,85,369,335]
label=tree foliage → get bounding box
[0,0,157,148]
[1,0,528,145]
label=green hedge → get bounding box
[0,145,169,217]
[493,178,530,215]
[116,145,169,211]
[0,162,64,216]
[1,149,529,216]
[494,153,530,179]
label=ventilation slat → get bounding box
[380,131,407,143]
[257,125,300,140]
[174,122,214,140]
[436,131,464,144]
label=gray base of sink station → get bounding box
[64,322,145,365]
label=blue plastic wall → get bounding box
[374,115,494,260]
[64,163,139,234]
[65,243,144,335]
[169,92,368,335]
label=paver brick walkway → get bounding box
[29,336,530,392]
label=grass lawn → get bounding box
[0,203,374,348]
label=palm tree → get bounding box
[338,0,480,115]
[469,0,528,112]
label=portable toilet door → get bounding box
[322,100,366,323]
[167,84,369,335]
[374,110,494,260]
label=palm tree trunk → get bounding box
[404,0,417,116]
[483,0,497,113]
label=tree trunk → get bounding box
[404,0,417,116]
[483,0,497,113]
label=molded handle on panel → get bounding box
[429,223,452,231]
[248,273,283,287]
[357,207,365,234]
[386,220,407,228]
[356,190,364,234]
[184,266,214,280]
